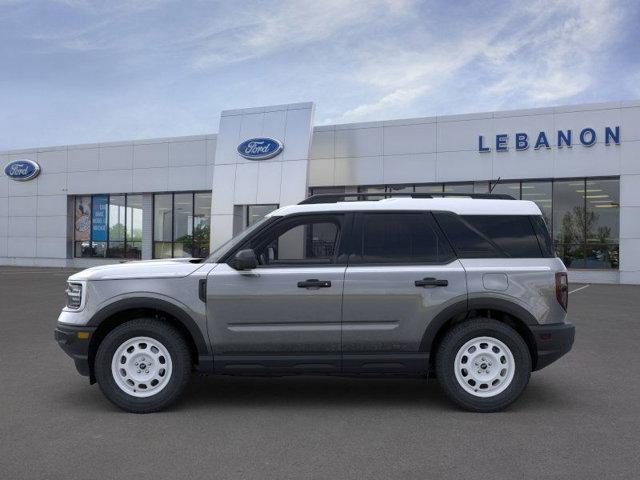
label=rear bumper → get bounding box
[530,322,575,371]
[54,324,96,377]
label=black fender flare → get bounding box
[419,297,538,353]
[87,297,211,358]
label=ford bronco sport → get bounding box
[55,193,575,413]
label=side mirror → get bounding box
[233,249,258,270]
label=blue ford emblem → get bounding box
[237,138,283,160]
[4,159,41,181]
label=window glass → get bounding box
[126,195,143,259]
[247,204,278,227]
[531,216,554,257]
[474,182,490,194]
[444,183,473,194]
[462,215,542,258]
[74,196,91,257]
[107,195,125,258]
[194,193,212,258]
[310,186,345,195]
[358,185,386,200]
[434,212,500,258]
[521,181,552,229]
[386,185,414,194]
[489,181,520,199]
[173,193,193,257]
[415,184,443,193]
[251,218,340,265]
[584,178,619,269]
[154,194,173,258]
[359,213,453,264]
[553,179,586,268]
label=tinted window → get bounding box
[462,215,542,258]
[530,216,554,257]
[249,217,341,265]
[357,213,453,264]
[435,213,545,258]
[433,212,500,258]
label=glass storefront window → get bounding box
[194,192,212,258]
[173,193,193,258]
[126,195,143,259]
[108,195,125,258]
[415,184,443,193]
[153,194,173,259]
[489,181,520,199]
[553,180,587,268]
[247,204,278,227]
[74,193,144,259]
[521,181,552,229]
[74,196,92,257]
[308,177,619,270]
[444,183,474,193]
[584,178,619,269]
[153,192,212,259]
[474,182,490,194]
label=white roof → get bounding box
[269,197,543,217]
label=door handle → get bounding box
[297,279,332,289]
[415,277,448,287]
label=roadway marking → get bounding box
[569,284,590,295]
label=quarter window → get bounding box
[461,215,543,258]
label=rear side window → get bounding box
[433,212,500,258]
[530,216,554,257]
[355,213,454,264]
[462,215,542,258]
[434,213,544,258]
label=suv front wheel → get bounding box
[436,318,531,412]
[94,318,192,413]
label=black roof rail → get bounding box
[298,192,515,204]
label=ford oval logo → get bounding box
[4,159,41,181]
[237,137,283,160]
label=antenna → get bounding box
[489,177,501,194]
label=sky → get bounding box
[1,0,639,150]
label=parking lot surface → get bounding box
[1,267,639,479]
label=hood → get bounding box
[68,258,206,281]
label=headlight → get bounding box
[65,282,83,309]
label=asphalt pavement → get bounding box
[0,267,638,479]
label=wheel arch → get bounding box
[86,297,212,383]
[422,298,539,372]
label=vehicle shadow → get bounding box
[51,372,577,414]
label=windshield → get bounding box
[205,216,274,263]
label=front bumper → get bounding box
[530,322,575,371]
[54,324,97,377]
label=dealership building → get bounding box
[1,99,639,284]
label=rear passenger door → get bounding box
[341,212,467,374]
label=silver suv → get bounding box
[55,193,575,413]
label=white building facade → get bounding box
[2,100,639,284]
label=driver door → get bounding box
[207,213,348,374]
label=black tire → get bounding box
[94,318,192,413]
[435,318,531,412]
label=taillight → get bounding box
[555,272,568,311]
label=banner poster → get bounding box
[91,195,108,242]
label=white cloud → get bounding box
[334,0,625,122]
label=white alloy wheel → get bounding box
[110,336,173,398]
[454,336,515,398]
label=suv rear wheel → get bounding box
[94,319,192,413]
[436,318,531,412]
